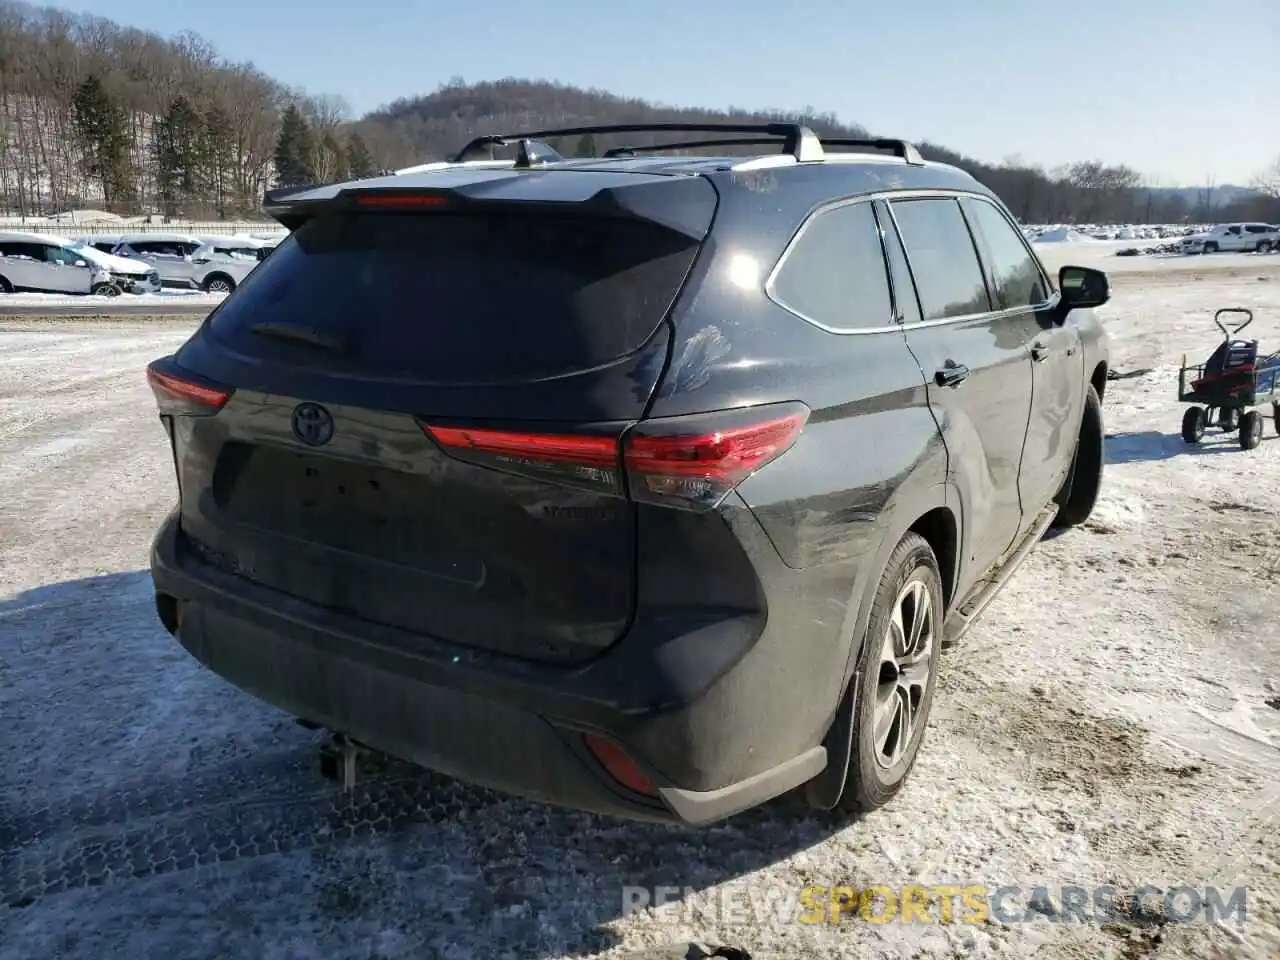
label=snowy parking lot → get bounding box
[3,261,1280,959]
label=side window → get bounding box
[889,198,992,320]
[1245,225,1266,235]
[876,202,922,325]
[961,198,1049,309]
[1227,226,1241,236]
[768,200,894,331]
[43,245,78,265]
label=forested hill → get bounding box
[354,79,1269,225]
[0,0,1273,223]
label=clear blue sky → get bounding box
[56,0,1279,186]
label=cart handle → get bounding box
[1214,308,1253,339]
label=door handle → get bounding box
[1031,342,1050,362]
[935,362,969,387]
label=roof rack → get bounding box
[450,123,925,166]
[451,123,826,164]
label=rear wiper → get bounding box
[248,321,349,354]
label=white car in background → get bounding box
[0,231,157,296]
[1180,223,1279,255]
[67,240,162,294]
[187,237,268,293]
[108,232,205,286]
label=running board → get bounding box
[943,504,1058,647]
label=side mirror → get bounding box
[1058,265,1110,312]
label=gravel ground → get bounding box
[2,264,1280,959]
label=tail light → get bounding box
[420,401,808,509]
[146,361,232,416]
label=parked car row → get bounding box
[0,231,160,296]
[0,229,284,297]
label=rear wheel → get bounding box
[1052,384,1103,529]
[1272,403,1280,436]
[1219,407,1238,432]
[1182,406,1206,444]
[0,275,11,293]
[1257,242,1272,254]
[1240,411,1263,450]
[838,532,942,814]
[203,275,235,294]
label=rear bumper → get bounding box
[150,512,827,825]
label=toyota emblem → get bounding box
[291,402,334,447]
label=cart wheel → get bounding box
[1239,411,1263,451]
[1273,403,1280,436]
[1219,408,1239,431]
[1181,406,1206,444]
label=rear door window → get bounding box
[206,210,702,382]
[888,198,992,320]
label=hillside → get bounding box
[0,1,1275,224]
[353,79,1273,225]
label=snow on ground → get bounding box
[2,268,1280,960]
[0,289,226,309]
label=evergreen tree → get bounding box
[572,134,597,158]
[152,96,204,216]
[274,104,316,186]
[70,75,133,208]
[201,105,235,217]
[344,131,376,179]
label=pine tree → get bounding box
[152,96,205,217]
[70,75,133,209]
[274,104,316,187]
[345,131,376,179]
[201,105,235,217]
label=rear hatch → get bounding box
[156,175,717,664]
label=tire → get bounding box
[203,275,235,294]
[1239,411,1263,451]
[1257,242,1272,254]
[837,532,942,814]
[90,282,121,297]
[1203,242,1219,254]
[1181,406,1206,444]
[1051,384,1103,529]
[1219,408,1238,432]
[1273,403,1280,437]
[0,274,11,293]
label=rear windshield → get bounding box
[206,210,701,382]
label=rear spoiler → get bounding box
[261,177,718,240]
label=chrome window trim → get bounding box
[764,188,1063,336]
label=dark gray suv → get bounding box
[146,123,1110,826]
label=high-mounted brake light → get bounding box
[420,403,809,508]
[354,192,449,209]
[146,362,232,415]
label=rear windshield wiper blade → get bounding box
[247,321,349,354]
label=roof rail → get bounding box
[450,122,826,164]
[821,138,925,165]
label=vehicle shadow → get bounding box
[1104,428,1275,464]
[1,570,849,960]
